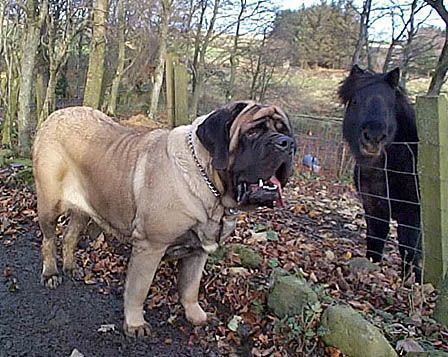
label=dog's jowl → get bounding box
[33,101,295,337]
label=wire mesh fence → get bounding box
[292,114,354,179]
[291,109,448,288]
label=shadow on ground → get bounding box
[0,231,213,357]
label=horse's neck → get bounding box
[393,97,418,143]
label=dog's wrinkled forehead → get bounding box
[227,101,291,151]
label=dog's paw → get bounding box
[123,321,152,338]
[63,264,83,281]
[41,273,62,289]
[185,302,208,326]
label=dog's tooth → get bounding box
[237,184,243,202]
[259,179,263,187]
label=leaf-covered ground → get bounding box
[1,164,447,356]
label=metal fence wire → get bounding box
[292,114,431,284]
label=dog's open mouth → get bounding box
[237,176,284,208]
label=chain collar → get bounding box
[187,129,222,198]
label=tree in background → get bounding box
[107,0,128,116]
[351,0,372,67]
[84,0,109,109]
[381,0,438,89]
[38,0,87,125]
[1,2,22,147]
[424,0,448,95]
[1,0,448,158]
[17,0,48,156]
[149,0,173,119]
[190,0,220,118]
[271,2,359,69]
[226,0,246,101]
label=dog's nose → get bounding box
[274,134,295,152]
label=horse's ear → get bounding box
[385,67,400,88]
[196,102,249,170]
[350,64,364,76]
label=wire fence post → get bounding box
[165,54,189,128]
[173,63,189,126]
[416,95,448,287]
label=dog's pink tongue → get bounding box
[269,176,284,208]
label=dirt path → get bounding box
[0,229,213,357]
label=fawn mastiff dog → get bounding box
[33,101,296,337]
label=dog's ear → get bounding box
[196,102,249,170]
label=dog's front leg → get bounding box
[123,239,166,337]
[178,251,208,325]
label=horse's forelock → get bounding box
[338,71,399,105]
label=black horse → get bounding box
[339,65,421,282]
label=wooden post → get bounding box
[174,63,189,126]
[165,54,189,127]
[416,95,448,287]
[165,53,175,128]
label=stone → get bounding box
[231,244,262,269]
[70,349,84,357]
[267,275,318,318]
[321,305,397,357]
[407,352,448,357]
[348,257,380,272]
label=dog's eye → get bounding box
[275,122,285,131]
[246,127,260,138]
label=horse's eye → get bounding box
[350,98,357,106]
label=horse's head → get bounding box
[339,65,401,160]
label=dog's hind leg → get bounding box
[35,150,67,289]
[63,211,89,278]
[178,251,208,325]
[38,199,63,289]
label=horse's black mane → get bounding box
[338,70,417,142]
[338,71,407,104]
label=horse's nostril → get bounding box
[363,131,370,142]
[379,134,387,142]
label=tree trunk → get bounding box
[2,77,18,147]
[190,69,204,115]
[428,29,448,95]
[191,0,206,94]
[149,0,172,118]
[351,0,372,66]
[250,54,261,100]
[38,66,57,125]
[84,0,108,109]
[191,0,220,117]
[382,40,396,73]
[226,0,245,101]
[75,33,84,99]
[250,32,267,100]
[35,72,45,118]
[424,0,448,94]
[17,0,48,156]
[107,0,126,116]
